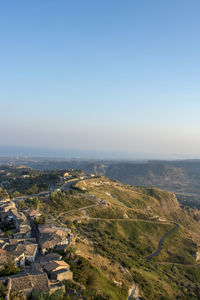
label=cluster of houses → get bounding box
[0,196,75,299]
[0,198,32,239]
[59,170,96,185]
[38,224,75,254]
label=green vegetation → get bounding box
[74,219,174,267]
[0,256,20,277]
[2,166,200,299]
[0,167,59,195]
[18,199,25,210]
[153,227,197,264]
[68,176,200,299]
[0,284,7,300]
[64,255,128,300]
[43,190,96,214]
[0,188,9,199]
[88,206,125,219]
[28,290,70,300]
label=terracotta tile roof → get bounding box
[24,244,38,257]
[54,260,69,267]
[40,234,63,250]
[55,230,63,236]
[39,253,62,263]
[30,273,49,291]
[12,244,26,257]
[10,273,49,293]
[44,260,70,273]
[11,276,32,292]
[0,249,6,255]
[28,210,41,217]
[41,240,54,249]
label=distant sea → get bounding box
[0,145,135,160]
[0,145,198,160]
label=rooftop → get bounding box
[10,273,49,293]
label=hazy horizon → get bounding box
[1,1,200,157]
[1,145,200,161]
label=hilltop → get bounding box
[2,158,200,209]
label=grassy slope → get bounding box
[64,177,200,299]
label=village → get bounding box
[0,179,76,298]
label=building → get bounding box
[0,273,50,298]
[39,225,71,254]
[44,260,73,281]
[4,242,38,267]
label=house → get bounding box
[0,242,7,250]
[0,199,16,213]
[39,234,66,254]
[0,251,8,269]
[193,250,200,261]
[12,226,31,239]
[63,172,69,177]
[39,225,71,254]
[44,260,73,281]
[13,211,28,230]
[39,253,62,265]
[24,243,38,264]
[21,174,30,178]
[27,210,41,219]
[0,200,17,223]
[4,243,26,268]
[4,243,38,267]
[0,273,50,298]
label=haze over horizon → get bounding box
[1,1,200,159]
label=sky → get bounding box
[1,0,200,159]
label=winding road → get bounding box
[60,179,78,191]
[121,265,138,300]
[57,203,100,219]
[145,223,180,261]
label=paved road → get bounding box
[145,223,180,261]
[155,262,200,267]
[57,203,100,219]
[128,282,137,300]
[13,178,79,202]
[60,179,78,191]
[13,191,49,201]
[86,217,172,225]
[121,265,138,300]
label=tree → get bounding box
[12,191,20,198]
[0,284,7,299]
[18,199,25,211]
[0,256,20,276]
[0,188,9,199]
[4,230,12,237]
[32,197,40,209]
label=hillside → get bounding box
[56,177,200,299]
[1,166,200,299]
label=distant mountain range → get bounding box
[1,156,200,207]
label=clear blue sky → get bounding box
[1,0,200,158]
